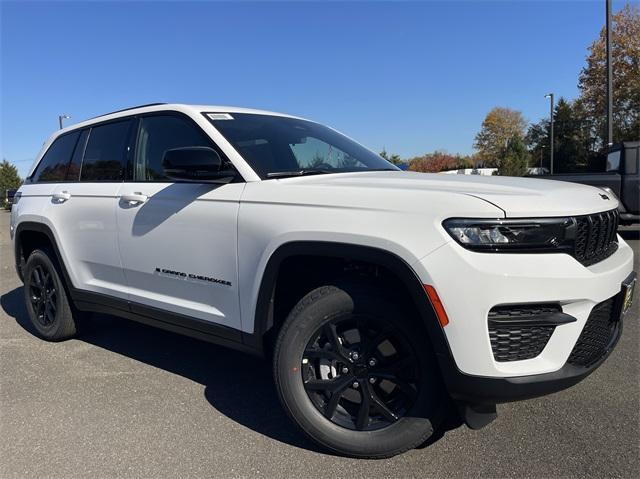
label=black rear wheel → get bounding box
[274,282,447,458]
[23,248,78,341]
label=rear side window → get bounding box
[31,131,81,182]
[81,120,132,181]
[135,115,214,181]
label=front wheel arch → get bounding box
[252,241,451,361]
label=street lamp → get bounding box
[605,0,613,147]
[58,114,70,129]
[544,93,554,174]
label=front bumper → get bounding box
[413,235,635,405]
[441,308,623,405]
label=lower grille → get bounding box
[488,304,561,362]
[567,297,618,367]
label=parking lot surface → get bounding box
[1,211,638,478]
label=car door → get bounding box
[116,113,244,330]
[43,119,134,299]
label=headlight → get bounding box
[442,217,575,253]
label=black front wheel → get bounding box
[23,248,78,341]
[274,282,447,458]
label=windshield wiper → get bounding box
[266,169,332,179]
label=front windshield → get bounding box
[206,113,398,179]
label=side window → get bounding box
[65,129,89,181]
[606,150,621,172]
[135,115,215,181]
[31,131,81,182]
[81,120,132,182]
[289,136,367,170]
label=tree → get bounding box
[379,148,403,166]
[578,3,640,145]
[497,136,529,177]
[474,107,527,167]
[408,151,458,173]
[0,159,22,207]
[526,98,596,172]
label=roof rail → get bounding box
[88,103,167,120]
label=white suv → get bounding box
[10,103,636,458]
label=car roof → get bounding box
[57,103,305,135]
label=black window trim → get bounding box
[67,128,90,182]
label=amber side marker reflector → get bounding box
[424,285,449,327]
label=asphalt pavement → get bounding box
[1,210,638,478]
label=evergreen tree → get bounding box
[497,136,529,177]
[0,159,23,207]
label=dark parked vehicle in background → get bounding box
[532,142,639,225]
[4,189,18,210]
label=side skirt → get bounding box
[72,289,263,357]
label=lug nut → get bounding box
[369,377,376,384]
[351,352,360,361]
[342,367,349,374]
[368,358,377,367]
[352,381,359,389]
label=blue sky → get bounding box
[0,0,625,177]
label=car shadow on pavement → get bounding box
[2,286,458,455]
[0,286,320,453]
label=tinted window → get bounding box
[208,113,396,178]
[66,129,89,181]
[135,115,215,181]
[32,131,81,182]
[606,150,621,172]
[81,120,132,181]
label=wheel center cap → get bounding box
[353,363,368,377]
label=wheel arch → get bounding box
[14,221,73,289]
[249,241,450,360]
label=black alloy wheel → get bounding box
[28,264,58,328]
[302,315,419,431]
[23,248,78,341]
[274,282,447,458]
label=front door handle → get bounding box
[120,192,148,206]
[52,191,71,202]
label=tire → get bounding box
[23,248,78,341]
[273,282,447,458]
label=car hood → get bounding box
[278,171,618,217]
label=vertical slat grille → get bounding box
[573,209,619,266]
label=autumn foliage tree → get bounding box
[473,107,527,168]
[407,151,472,173]
[578,3,640,145]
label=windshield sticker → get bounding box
[207,113,234,120]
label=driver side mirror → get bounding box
[162,146,228,182]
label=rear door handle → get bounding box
[120,192,148,206]
[52,191,71,202]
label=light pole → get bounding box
[544,93,554,174]
[605,0,613,147]
[58,114,70,129]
